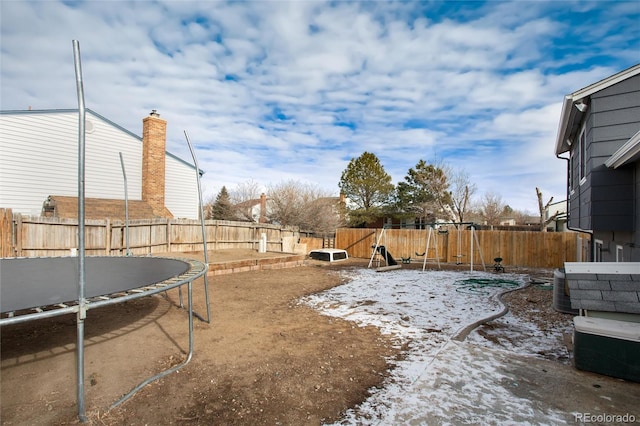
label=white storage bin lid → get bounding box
[574,316,640,343]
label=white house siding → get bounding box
[0,110,200,219]
[0,110,142,215]
[165,153,200,219]
[84,112,142,201]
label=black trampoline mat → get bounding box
[0,257,190,313]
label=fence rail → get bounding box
[336,227,590,269]
[0,209,590,267]
[0,209,305,258]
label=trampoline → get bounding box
[0,40,212,423]
[0,256,205,324]
[0,255,207,418]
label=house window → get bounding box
[594,239,603,262]
[616,245,624,262]
[578,126,586,183]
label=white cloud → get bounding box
[1,0,638,212]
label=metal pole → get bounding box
[110,280,195,409]
[473,228,486,271]
[422,228,431,272]
[72,39,88,423]
[470,225,474,272]
[184,130,211,323]
[119,152,130,256]
[368,228,386,268]
[434,228,440,269]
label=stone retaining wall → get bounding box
[208,254,306,276]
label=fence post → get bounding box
[15,213,23,257]
[0,209,14,257]
[512,231,516,267]
[105,218,111,256]
[167,219,172,253]
[252,225,257,251]
[213,222,218,251]
[443,231,449,263]
[117,222,122,255]
[575,232,581,262]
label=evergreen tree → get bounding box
[209,186,236,220]
[338,152,395,226]
[396,160,452,225]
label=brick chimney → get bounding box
[142,110,172,217]
[259,193,267,223]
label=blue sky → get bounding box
[1,1,639,212]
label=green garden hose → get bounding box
[453,277,521,295]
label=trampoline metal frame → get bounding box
[1,40,211,422]
[0,256,207,415]
[0,257,207,327]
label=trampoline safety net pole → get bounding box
[72,39,88,423]
[184,130,211,323]
[119,152,131,256]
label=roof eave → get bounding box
[605,130,640,169]
[571,63,640,100]
[554,96,575,155]
[554,64,640,156]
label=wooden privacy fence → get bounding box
[0,209,303,258]
[336,227,591,269]
[1,208,13,257]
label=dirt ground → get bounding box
[1,253,398,425]
[0,252,637,425]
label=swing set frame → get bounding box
[420,222,486,272]
[368,222,486,272]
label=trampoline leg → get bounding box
[200,274,211,324]
[187,281,194,357]
[109,282,195,411]
[77,310,87,422]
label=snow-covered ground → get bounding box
[301,268,571,425]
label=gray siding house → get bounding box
[555,65,640,382]
[555,64,640,262]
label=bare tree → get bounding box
[449,168,477,223]
[267,180,303,226]
[230,179,262,204]
[536,187,559,232]
[301,194,347,234]
[513,209,533,225]
[478,192,506,226]
[230,179,263,221]
[267,180,345,232]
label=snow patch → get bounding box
[300,268,569,425]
